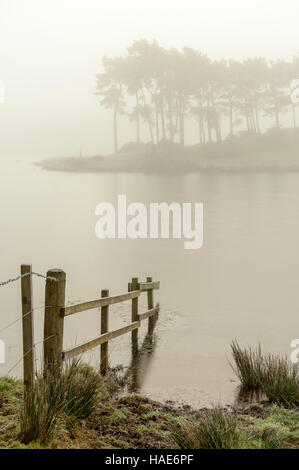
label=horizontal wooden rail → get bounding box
[62,290,141,317]
[139,307,159,321]
[39,271,160,377]
[62,320,141,361]
[21,267,160,384]
[139,281,160,291]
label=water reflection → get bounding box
[127,316,159,392]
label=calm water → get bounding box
[0,158,298,407]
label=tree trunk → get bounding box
[197,97,205,144]
[174,98,179,134]
[206,100,212,143]
[155,101,160,144]
[217,114,222,142]
[275,105,280,129]
[148,120,154,143]
[136,93,140,144]
[255,107,261,133]
[250,109,256,132]
[229,96,233,135]
[245,102,250,131]
[160,101,166,141]
[168,95,174,142]
[113,104,118,153]
[201,120,206,144]
[213,112,221,142]
[274,92,280,129]
[198,119,202,144]
[178,98,184,146]
[210,93,221,142]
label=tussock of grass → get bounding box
[230,341,299,406]
[20,375,62,444]
[20,360,103,444]
[171,407,238,449]
[59,362,102,420]
[261,355,299,407]
[230,341,264,391]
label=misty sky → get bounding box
[0,0,299,158]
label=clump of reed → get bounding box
[20,360,102,444]
[230,341,299,407]
[230,341,264,392]
[171,407,238,449]
[261,354,298,406]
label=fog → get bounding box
[0,0,299,159]
[1,0,299,414]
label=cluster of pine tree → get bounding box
[96,40,299,152]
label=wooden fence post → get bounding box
[21,264,34,397]
[147,276,156,335]
[131,277,139,354]
[44,269,66,373]
[100,289,109,375]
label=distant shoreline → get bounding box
[37,129,299,174]
[37,160,299,174]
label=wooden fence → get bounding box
[20,264,160,392]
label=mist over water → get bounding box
[0,1,299,408]
[0,159,298,406]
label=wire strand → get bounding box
[0,271,64,287]
[0,333,61,385]
[0,305,55,335]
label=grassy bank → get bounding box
[0,352,298,449]
[38,129,299,174]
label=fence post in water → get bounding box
[44,269,66,373]
[21,264,34,397]
[100,289,109,375]
[131,277,139,354]
[146,276,156,335]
